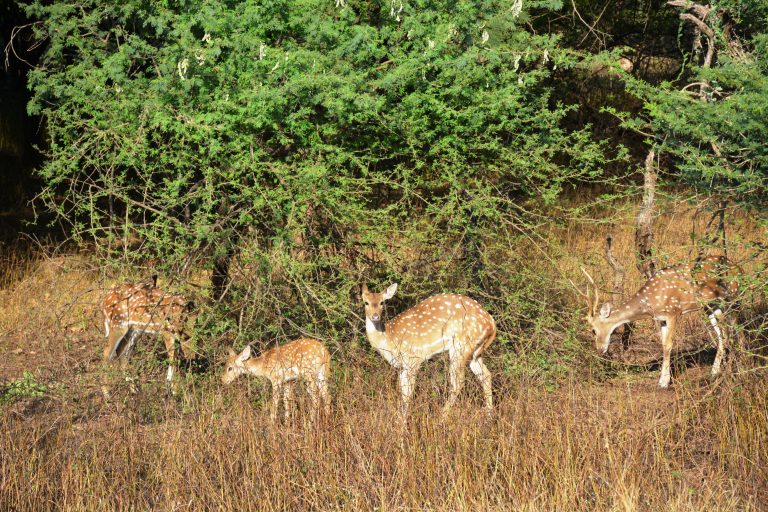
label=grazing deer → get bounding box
[578,255,740,388]
[361,284,496,416]
[221,338,331,422]
[102,280,197,390]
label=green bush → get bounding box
[24,0,612,366]
[1,371,48,403]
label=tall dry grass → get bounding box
[1,365,766,511]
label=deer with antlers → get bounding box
[361,283,496,416]
[578,255,740,388]
[102,278,197,391]
[221,338,331,422]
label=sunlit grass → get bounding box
[1,368,766,511]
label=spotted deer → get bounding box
[361,284,496,416]
[221,338,331,422]
[102,280,197,389]
[578,255,740,388]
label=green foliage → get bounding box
[1,371,48,403]
[25,0,612,374]
[25,0,607,243]
[618,0,768,210]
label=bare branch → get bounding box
[4,23,42,70]
[666,1,711,20]
[570,0,610,48]
[680,13,715,39]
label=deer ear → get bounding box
[361,283,369,297]
[236,345,251,363]
[383,283,398,300]
[228,348,237,357]
[599,303,612,319]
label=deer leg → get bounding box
[282,381,294,422]
[317,364,330,418]
[162,332,179,395]
[179,339,193,360]
[306,380,321,423]
[270,383,281,423]
[119,329,141,369]
[398,365,420,417]
[103,325,130,361]
[469,357,493,411]
[658,317,677,388]
[443,353,469,414]
[708,308,727,376]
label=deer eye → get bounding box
[591,329,596,336]
[364,301,370,306]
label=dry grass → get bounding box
[0,195,767,511]
[0,254,100,336]
[1,366,766,511]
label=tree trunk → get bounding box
[211,247,234,302]
[605,233,632,350]
[635,149,657,279]
[210,197,237,303]
[462,191,486,291]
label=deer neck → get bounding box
[606,308,637,328]
[244,357,268,378]
[365,317,394,353]
[601,295,650,330]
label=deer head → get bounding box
[576,268,615,354]
[221,345,251,385]
[361,283,398,324]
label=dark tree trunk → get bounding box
[210,197,237,303]
[462,191,486,291]
[211,247,234,302]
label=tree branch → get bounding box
[635,150,657,279]
[679,12,715,39]
[666,1,711,20]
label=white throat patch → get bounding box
[366,318,383,333]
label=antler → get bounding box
[579,267,600,316]
[568,277,592,313]
[568,277,590,300]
